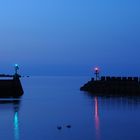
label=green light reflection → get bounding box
[14,111,19,140]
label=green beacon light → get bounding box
[15,64,19,75]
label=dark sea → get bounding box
[1,76,140,140]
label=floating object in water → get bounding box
[57,126,62,130]
[66,125,71,128]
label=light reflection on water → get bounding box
[92,95,140,140]
[13,101,20,140]
[0,99,20,140]
[94,97,100,140]
[14,111,19,140]
[0,76,140,140]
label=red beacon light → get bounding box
[94,67,99,72]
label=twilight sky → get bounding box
[0,0,140,76]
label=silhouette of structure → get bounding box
[0,65,23,97]
[94,67,100,81]
[80,76,140,95]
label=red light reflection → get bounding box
[94,97,100,140]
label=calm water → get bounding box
[0,76,140,140]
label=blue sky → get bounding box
[0,0,140,76]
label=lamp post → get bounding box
[14,64,19,75]
[94,67,100,81]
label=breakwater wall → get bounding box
[80,76,140,95]
[0,75,23,97]
[92,76,140,82]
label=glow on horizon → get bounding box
[0,0,140,75]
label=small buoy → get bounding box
[66,125,71,128]
[57,126,62,130]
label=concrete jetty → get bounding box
[80,76,140,95]
[0,65,24,97]
[0,74,23,97]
